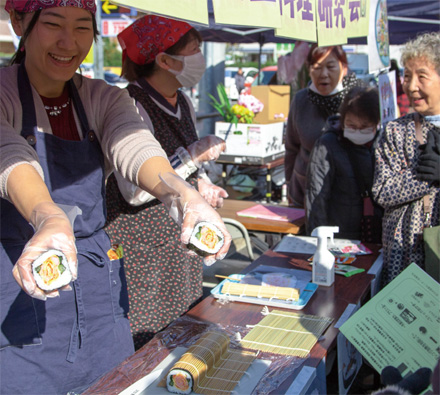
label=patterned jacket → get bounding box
[372,113,439,285]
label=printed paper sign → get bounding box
[213,0,282,28]
[346,0,370,38]
[340,263,440,380]
[101,19,132,37]
[110,0,209,25]
[316,0,348,46]
[367,0,390,73]
[378,70,398,126]
[275,0,317,43]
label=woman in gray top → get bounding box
[284,44,362,207]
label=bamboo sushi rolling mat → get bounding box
[160,331,257,394]
[221,282,300,301]
[240,309,333,358]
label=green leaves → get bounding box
[208,83,239,126]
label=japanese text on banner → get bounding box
[347,0,370,38]
[276,0,317,42]
[316,0,348,46]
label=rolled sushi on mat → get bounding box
[187,222,224,257]
[32,249,72,291]
[167,369,193,394]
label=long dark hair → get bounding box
[10,9,99,66]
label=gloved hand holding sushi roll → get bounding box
[187,135,226,168]
[153,172,231,266]
[12,202,77,301]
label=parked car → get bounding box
[104,70,128,88]
[224,66,258,100]
[251,65,277,86]
[241,65,278,94]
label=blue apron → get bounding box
[0,64,134,394]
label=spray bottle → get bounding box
[311,226,339,286]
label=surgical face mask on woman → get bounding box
[343,126,377,145]
[168,52,206,88]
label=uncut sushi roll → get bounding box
[187,221,224,257]
[32,249,72,291]
[166,369,193,394]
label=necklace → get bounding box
[44,98,71,116]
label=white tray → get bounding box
[211,266,318,310]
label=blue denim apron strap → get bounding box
[66,250,106,363]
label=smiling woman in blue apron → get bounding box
[0,1,231,394]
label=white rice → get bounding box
[188,221,224,256]
[32,249,72,291]
[166,368,193,394]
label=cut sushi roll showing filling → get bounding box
[187,222,224,257]
[167,369,193,394]
[32,249,72,291]
[165,331,256,394]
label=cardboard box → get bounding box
[215,121,284,163]
[251,85,291,124]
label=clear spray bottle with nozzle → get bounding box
[311,226,339,287]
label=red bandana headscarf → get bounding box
[118,15,193,65]
[5,0,96,14]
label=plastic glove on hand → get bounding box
[416,129,440,186]
[159,173,231,265]
[187,136,226,168]
[12,202,77,300]
[198,178,229,208]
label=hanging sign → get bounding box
[347,0,370,38]
[212,0,282,28]
[378,70,398,125]
[276,0,317,43]
[368,0,390,73]
[109,0,209,25]
[316,0,348,46]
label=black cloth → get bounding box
[305,115,383,242]
[416,127,440,186]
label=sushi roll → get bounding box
[32,249,72,291]
[187,221,224,257]
[166,369,193,394]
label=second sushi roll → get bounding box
[187,222,224,257]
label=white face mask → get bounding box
[343,127,376,145]
[167,52,206,88]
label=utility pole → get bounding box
[94,0,104,80]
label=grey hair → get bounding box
[400,32,440,74]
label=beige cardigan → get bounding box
[0,64,167,200]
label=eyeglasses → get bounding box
[344,126,376,134]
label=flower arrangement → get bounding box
[209,83,264,126]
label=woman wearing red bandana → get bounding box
[105,15,228,349]
[0,2,231,393]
